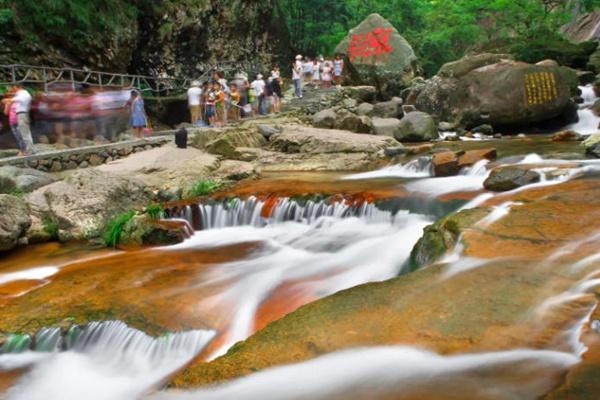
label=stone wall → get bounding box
[0,136,171,172]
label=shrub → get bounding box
[188,179,220,198]
[144,203,164,220]
[41,215,58,240]
[102,210,136,248]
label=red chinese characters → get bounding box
[348,27,394,61]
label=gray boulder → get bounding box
[0,194,31,251]
[372,118,401,138]
[26,169,151,241]
[335,111,373,134]
[356,103,374,116]
[372,100,403,118]
[0,166,57,194]
[312,109,337,129]
[395,112,439,142]
[416,55,578,127]
[257,124,282,139]
[483,167,541,192]
[586,141,600,158]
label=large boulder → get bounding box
[561,10,600,43]
[432,149,496,177]
[371,100,403,119]
[416,55,579,127]
[26,169,151,241]
[371,118,401,138]
[312,109,337,129]
[269,125,397,154]
[395,111,438,142]
[334,111,372,134]
[0,166,57,194]
[334,13,419,97]
[483,166,541,192]
[119,215,192,247]
[0,194,31,251]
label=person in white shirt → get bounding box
[251,74,267,115]
[12,85,34,155]
[187,81,202,123]
[303,58,314,83]
[292,55,303,98]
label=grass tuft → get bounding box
[102,210,136,248]
[188,179,220,198]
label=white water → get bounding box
[0,267,58,286]
[343,157,432,180]
[0,321,215,400]
[168,198,431,358]
[148,346,578,400]
[406,159,490,196]
[568,85,600,135]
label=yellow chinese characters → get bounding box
[524,72,558,106]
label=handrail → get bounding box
[0,61,264,94]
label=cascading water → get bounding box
[168,197,431,358]
[568,85,600,135]
[343,157,433,180]
[0,321,215,400]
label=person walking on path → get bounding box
[187,81,202,124]
[292,55,303,98]
[127,90,147,138]
[12,84,35,155]
[2,87,26,155]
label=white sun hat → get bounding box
[296,55,303,60]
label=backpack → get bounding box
[175,128,188,149]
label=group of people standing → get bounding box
[2,84,34,155]
[292,54,344,98]
[187,70,282,127]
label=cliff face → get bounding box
[0,0,291,76]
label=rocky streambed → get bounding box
[0,129,599,398]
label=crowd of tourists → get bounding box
[187,55,344,126]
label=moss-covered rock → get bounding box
[408,207,491,270]
[119,215,190,247]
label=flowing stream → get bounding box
[1,149,599,399]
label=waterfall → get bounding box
[343,157,433,180]
[568,85,600,135]
[166,200,431,359]
[0,321,215,400]
[169,196,398,231]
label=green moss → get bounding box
[144,203,164,220]
[42,215,59,240]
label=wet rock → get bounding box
[577,70,596,85]
[26,169,151,241]
[395,111,438,142]
[120,215,191,247]
[583,133,600,148]
[432,149,495,177]
[371,100,403,119]
[457,148,497,168]
[432,151,459,177]
[471,124,494,135]
[591,100,600,117]
[356,103,374,116]
[0,194,31,252]
[483,166,541,192]
[312,109,337,129]
[552,130,582,142]
[384,146,407,157]
[416,55,578,127]
[372,118,401,138]
[407,143,434,155]
[269,125,397,154]
[586,141,600,158]
[335,13,419,97]
[409,207,490,269]
[438,122,456,132]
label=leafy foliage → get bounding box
[41,215,58,240]
[188,179,220,198]
[279,0,600,76]
[144,203,164,220]
[102,210,136,248]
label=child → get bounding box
[321,61,333,89]
[213,81,225,127]
[205,84,217,127]
[228,83,241,122]
[251,74,266,115]
[312,58,321,85]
